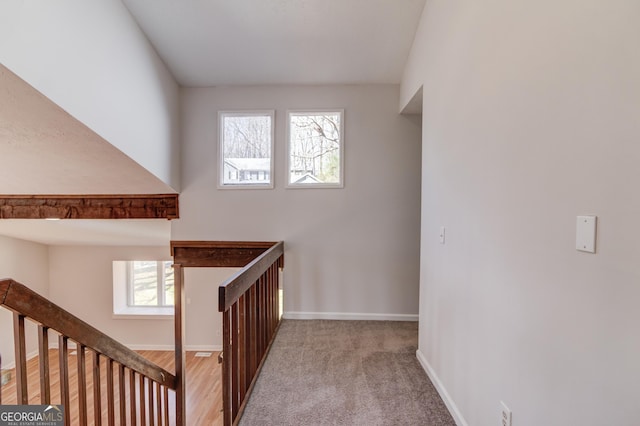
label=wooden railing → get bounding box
[218,241,284,426]
[0,278,177,425]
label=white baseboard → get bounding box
[283,311,418,321]
[125,344,222,352]
[416,349,468,426]
[1,349,39,370]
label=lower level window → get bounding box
[113,260,174,317]
[128,261,174,307]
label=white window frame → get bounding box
[112,260,174,319]
[218,110,275,189]
[286,109,345,189]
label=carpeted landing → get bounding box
[239,320,456,426]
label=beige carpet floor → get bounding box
[239,320,456,426]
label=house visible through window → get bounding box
[219,111,274,188]
[288,110,344,187]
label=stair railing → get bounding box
[0,278,177,425]
[218,241,284,426]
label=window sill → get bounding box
[113,307,174,320]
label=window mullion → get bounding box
[127,261,135,307]
[157,262,164,307]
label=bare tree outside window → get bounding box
[129,261,174,307]
[219,111,274,188]
[288,110,344,187]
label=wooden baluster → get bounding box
[273,263,278,329]
[93,352,102,426]
[155,381,162,426]
[163,386,169,426]
[238,294,247,402]
[129,369,137,426]
[244,286,252,388]
[263,272,269,349]
[77,344,88,425]
[256,277,262,357]
[265,272,270,347]
[261,276,267,355]
[260,276,265,358]
[276,262,282,324]
[250,284,258,377]
[13,313,28,404]
[274,264,278,329]
[231,302,239,418]
[106,359,115,426]
[267,267,273,336]
[38,325,51,404]
[59,336,70,426]
[118,365,126,425]
[139,374,146,425]
[222,308,231,426]
[156,382,162,426]
[148,378,155,426]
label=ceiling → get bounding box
[0,64,174,195]
[0,64,174,245]
[122,0,427,86]
[0,1,425,246]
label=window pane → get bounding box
[289,111,342,186]
[220,112,273,187]
[163,261,174,306]
[132,261,158,306]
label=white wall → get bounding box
[0,0,180,190]
[174,85,422,320]
[0,235,49,369]
[48,246,231,351]
[402,1,640,425]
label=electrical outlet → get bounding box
[500,401,512,426]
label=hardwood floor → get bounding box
[0,350,222,425]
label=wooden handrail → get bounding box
[218,241,284,312]
[0,278,176,388]
[215,241,284,426]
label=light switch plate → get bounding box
[576,215,597,253]
[439,226,446,244]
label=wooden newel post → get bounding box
[174,264,186,426]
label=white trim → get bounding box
[1,348,39,370]
[218,110,275,190]
[286,109,345,189]
[283,311,418,321]
[112,313,174,320]
[416,349,468,426]
[124,344,222,352]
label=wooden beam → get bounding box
[170,241,275,267]
[0,194,178,219]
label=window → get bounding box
[128,261,174,307]
[287,110,344,188]
[219,111,274,189]
[113,260,174,317]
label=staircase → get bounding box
[0,241,284,426]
